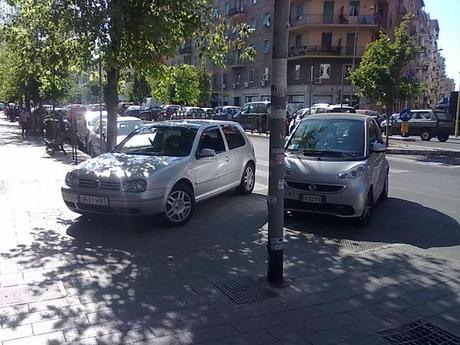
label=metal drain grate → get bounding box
[213,275,277,304]
[377,319,460,344]
[324,237,394,253]
[0,282,67,307]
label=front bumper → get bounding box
[284,180,368,218]
[61,185,167,216]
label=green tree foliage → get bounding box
[197,66,212,107]
[348,17,422,111]
[128,71,151,104]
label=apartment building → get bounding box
[175,0,447,111]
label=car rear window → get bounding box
[434,111,450,121]
[222,125,246,150]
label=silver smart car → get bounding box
[62,120,256,226]
[284,114,389,226]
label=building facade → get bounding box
[176,0,449,111]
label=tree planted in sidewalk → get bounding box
[348,16,422,145]
[6,0,254,151]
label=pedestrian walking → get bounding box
[19,108,30,138]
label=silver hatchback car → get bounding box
[284,114,389,226]
[62,120,256,226]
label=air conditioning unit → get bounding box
[222,84,226,89]
[314,77,322,84]
[231,83,236,89]
[244,82,249,88]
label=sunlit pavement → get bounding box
[1,116,460,345]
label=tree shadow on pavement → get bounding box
[1,193,460,344]
[285,197,460,250]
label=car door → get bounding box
[193,126,230,199]
[368,120,385,199]
[221,124,248,184]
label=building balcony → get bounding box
[290,14,380,29]
[225,6,246,18]
[288,45,366,59]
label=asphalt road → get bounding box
[250,135,460,262]
[388,135,460,152]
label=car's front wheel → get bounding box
[355,190,374,227]
[437,133,449,142]
[162,184,195,226]
[237,162,255,195]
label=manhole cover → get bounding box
[213,276,277,304]
[324,237,394,253]
[377,319,460,344]
[0,282,67,307]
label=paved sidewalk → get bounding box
[1,117,460,345]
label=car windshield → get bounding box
[118,120,144,136]
[287,119,365,158]
[117,126,198,157]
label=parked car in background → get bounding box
[356,109,386,127]
[202,108,215,118]
[234,101,270,133]
[118,102,135,116]
[124,105,141,117]
[381,109,452,142]
[87,116,143,157]
[288,108,311,134]
[139,105,163,121]
[158,105,182,120]
[284,114,389,226]
[183,107,206,119]
[62,120,256,226]
[213,106,241,121]
[326,104,356,113]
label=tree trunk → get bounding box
[105,67,119,152]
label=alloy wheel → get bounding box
[165,190,192,223]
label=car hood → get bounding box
[74,153,184,179]
[285,154,365,184]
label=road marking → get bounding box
[390,169,409,174]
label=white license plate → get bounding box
[79,195,109,206]
[301,194,323,204]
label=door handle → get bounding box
[225,156,230,162]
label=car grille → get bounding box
[286,181,345,193]
[285,199,354,216]
[78,178,121,191]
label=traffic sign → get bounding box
[399,108,412,122]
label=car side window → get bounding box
[222,125,246,150]
[241,105,249,113]
[418,112,431,120]
[368,121,379,145]
[198,127,226,154]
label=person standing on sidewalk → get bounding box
[19,107,30,138]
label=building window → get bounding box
[263,39,270,54]
[246,96,258,102]
[320,64,330,79]
[249,69,255,82]
[263,67,269,80]
[222,73,227,85]
[349,1,359,16]
[321,32,332,48]
[296,4,304,21]
[295,34,302,47]
[263,12,271,27]
[250,17,256,30]
[252,0,257,5]
[295,64,301,80]
[261,96,271,101]
[224,2,230,15]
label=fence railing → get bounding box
[290,14,378,27]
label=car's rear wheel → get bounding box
[355,190,374,227]
[162,184,195,226]
[237,162,255,195]
[437,133,449,142]
[420,129,432,141]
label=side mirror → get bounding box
[199,148,216,158]
[371,142,386,153]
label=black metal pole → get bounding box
[267,0,289,286]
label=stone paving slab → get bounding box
[1,117,460,344]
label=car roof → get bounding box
[306,113,369,121]
[143,119,242,129]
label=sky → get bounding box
[424,0,460,91]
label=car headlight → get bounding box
[122,179,147,193]
[338,164,367,180]
[65,171,79,187]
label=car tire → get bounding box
[437,134,449,142]
[380,173,389,202]
[237,162,255,195]
[420,129,432,141]
[355,190,374,227]
[162,183,195,227]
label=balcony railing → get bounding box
[288,45,366,57]
[225,6,246,17]
[290,14,379,27]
